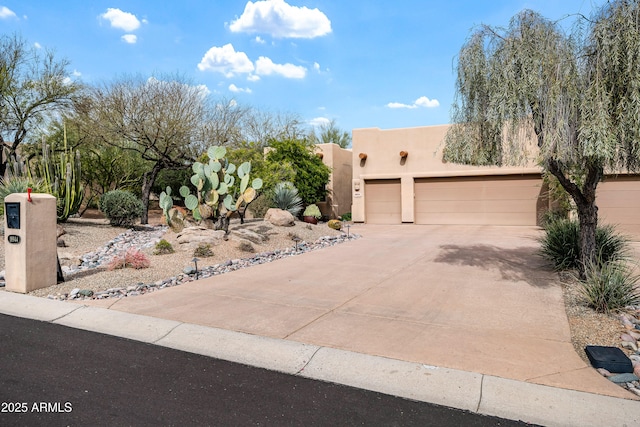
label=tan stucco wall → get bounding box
[4,193,57,293]
[351,125,541,223]
[315,143,353,219]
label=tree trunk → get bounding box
[546,159,602,277]
[575,198,598,273]
[140,163,162,225]
[215,214,230,235]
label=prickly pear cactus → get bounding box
[328,219,342,230]
[164,146,263,232]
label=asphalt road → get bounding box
[0,313,534,426]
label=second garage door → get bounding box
[414,175,543,226]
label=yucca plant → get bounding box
[538,218,629,271]
[272,181,303,217]
[581,258,640,313]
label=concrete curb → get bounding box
[1,291,639,427]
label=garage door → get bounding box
[365,179,401,224]
[597,176,640,238]
[414,175,542,225]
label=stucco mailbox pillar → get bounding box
[4,193,57,293]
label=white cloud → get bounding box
[229,84,252,94]
[255,56,306,79]
[121,34,137,44]
[34,42,42,49]
[72,70,82,77]
[229,0,331,39]
[255,36,265,44]
[197,43,255,77]
[247,74,261,82]
[414,96,440,108]
[309,117,330,127]
[313,62,320,71]
[0,6,16,19]
[100,8,141,32]
[387,96,440,109]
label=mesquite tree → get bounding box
[444,1,640,275]
[75,75,207,223]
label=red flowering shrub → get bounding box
[108,249,151,270]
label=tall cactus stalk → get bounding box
[30,124,84,222]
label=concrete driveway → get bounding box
[97,224,630,399]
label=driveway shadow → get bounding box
[433,244,556,288]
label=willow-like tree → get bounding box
[444,1,640,275]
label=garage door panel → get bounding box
[414,175,541,226]
[597,191,640,208]
[365,179,401,224]
[415,199,537,214]
[596,176,640,239]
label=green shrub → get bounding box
[193,243,214,258]
[153,239,174,255]
[538,218,629,271]
[581,259,640,313]
[340,212,352,221]
[238,241,255,252]
[272,181,303,217]
[303,203,321,219]
[248,193,272,218]
[100,190,143,227]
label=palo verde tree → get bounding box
[443,1,640,275]
[308,119,351,148]
[0,34,80,178]
[75,75,207,224]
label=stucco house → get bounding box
[350,125,640,239]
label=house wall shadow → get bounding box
[433,244,556,288]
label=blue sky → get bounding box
[1,0,599,134]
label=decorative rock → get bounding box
[231,229,266,244]
[264,208,295,227]
[622,341,638,351]
[628,331,640,340]
[621,333,636,342]
[57,238,67,247]
[635,364,640,377]
[597,368,613,377]
[69,288,80,297]
[56,224,66,238]
[53,231,360,301]
[608,373,640,384]
[176,227,225,246]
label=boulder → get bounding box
[264,208,295,227]
[176,226,226,247]
[230,228,266,244]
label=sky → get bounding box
[1,0,600,135]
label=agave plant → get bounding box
[272,181,303,217]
